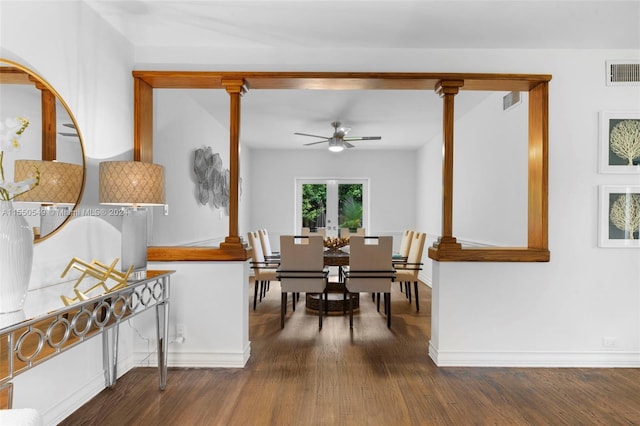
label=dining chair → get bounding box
[248,230,278,310]
[277,235,329,329]
[398,230,414,259]
[258,228,280,261]
[339,227,365,238]
[302,227,327,237]
[394,231,426,311]
[395,229,414,296]
[343,236,395,328]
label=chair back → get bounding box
[279,235,326,293]
[407,232,426,264]
[346,236,394,293]
[248,231,266,265]
[398,230,414,258]
[397,232,426,279]
[339,228,365,238]
[258,229,275,257]
[302,227,326,237]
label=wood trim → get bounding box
[528,82,549,250]
[221,79,245,242]
[133,70,551,263]
[434,80,464,252]
[132,70,551,91]
[428,246,550,262]
[134,77,153,163]
[148,246,252,261]
[41,88,56,161]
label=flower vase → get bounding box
[0,200,33,313]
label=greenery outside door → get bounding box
[297,179,367,237]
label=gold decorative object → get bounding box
[324,237,349,253]
[59,257,134,306]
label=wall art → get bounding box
[599,185,640,247]
[599,111,640,173]
[193,146,241,216]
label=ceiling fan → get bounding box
[295,121,381,152]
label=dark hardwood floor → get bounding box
[60,279,640,425]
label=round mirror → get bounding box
[0,58,85,242]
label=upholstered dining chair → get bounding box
[258,228,280,261]
[277,235,329,329]
[248,230,279,310]
[394,231,426,311]
[302,227,327,237]
[339,227,365,238]
[343,236,395,328]
[398,230,414,260]
[395,229,414,296]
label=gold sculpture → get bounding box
[324,237,350,252]
[60,257,134,306]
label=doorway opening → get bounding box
[296,178,369,237]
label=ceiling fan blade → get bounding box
[343,136,382,141]
[344,141,355,148]
[304,140,329,146]
[294,132,329,139]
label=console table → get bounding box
[0,270,174,409]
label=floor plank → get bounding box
[60,280,640,425]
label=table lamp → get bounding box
[14,160,84,236]
[99,161,165,280]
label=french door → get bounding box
[296,178,368,237]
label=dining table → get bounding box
[305,249,356,314]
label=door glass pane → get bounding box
[338,183,363,230]
[302,183,326,231]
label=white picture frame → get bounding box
[599,185,640,248]
[599,111,640,174]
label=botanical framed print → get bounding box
[599,185,640,247]
[599,111,640,173]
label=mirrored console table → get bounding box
[0,270,174,409]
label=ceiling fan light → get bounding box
[328,138,344,152]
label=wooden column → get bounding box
[429,80,464,258]
[219,79,247,250]
[527,81,549,250]
[35,81,56,161]
[133,77,154,163]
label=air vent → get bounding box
[606,60,640,86]
[503,91,521,111]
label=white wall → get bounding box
[453,91,529,247]
[419,50,640,366]
[248,148,417,249]
[152,89,231,246]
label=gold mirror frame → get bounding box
[0,58,86,243]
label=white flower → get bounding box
[0,177,37,195]
[0,117,29,151]
[0,117,39,201]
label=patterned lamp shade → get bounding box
[14,160,83,204]
[99,161,165,206]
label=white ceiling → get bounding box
[84,0,640,150]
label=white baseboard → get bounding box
[429,342,640,368]
[133,343,251,369]
[429,341,640,367]
[45,355,135,425]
